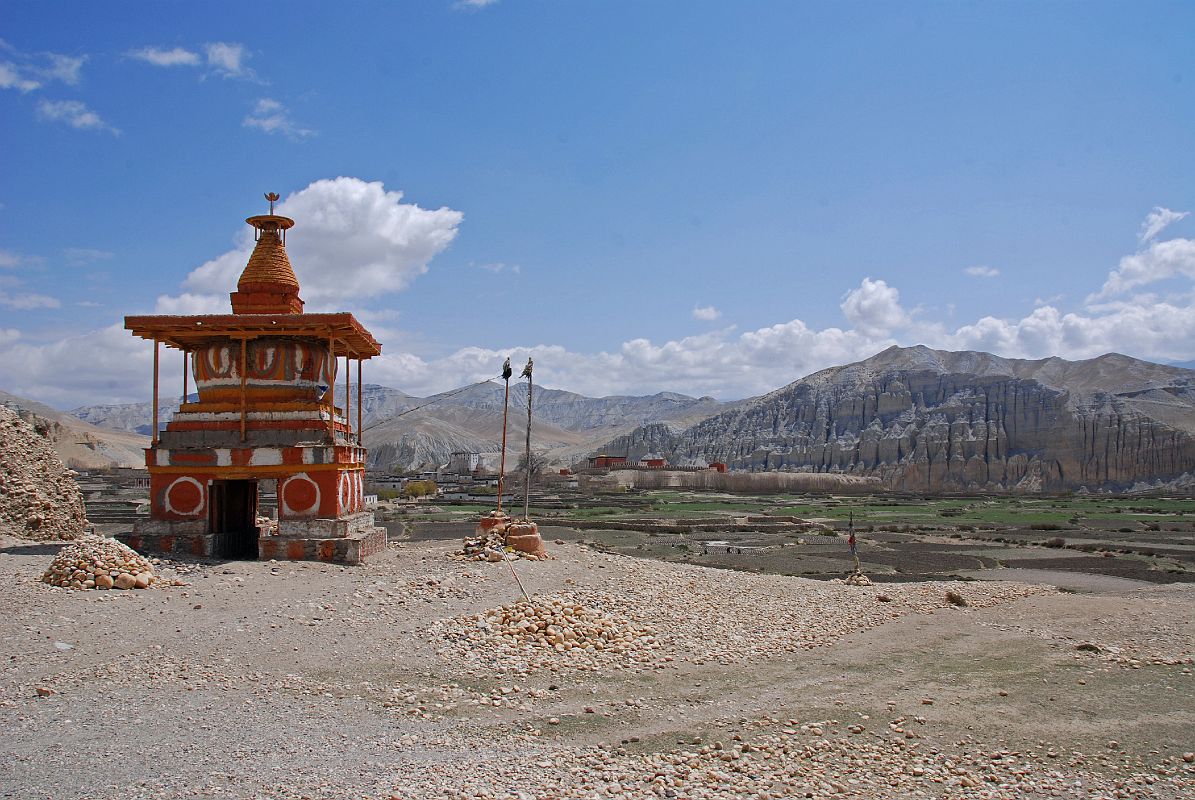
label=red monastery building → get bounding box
[122,197,385,564]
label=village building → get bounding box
[587,454,628,469]
[121,197,385,564]
[445,450,481,475]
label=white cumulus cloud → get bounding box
[126,46,201,67]
[0,42,86,92]
[0,323,153,408]
[6,204,1195,408]
[1140,206,1189,243]
[43,54,85,85]
[840,277,910,337]
[36,99,119,134]
[964,265,1000,278]
[243,98,314,139]
[168,177,463,310]
[692,305,721,321]
[0,61,40,92]
[0,290,60,310]
[1089,236,1195,301]
[205,42,250,78]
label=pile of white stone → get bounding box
[42,534,158,590]
[434,594,663,673]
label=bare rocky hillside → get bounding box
[0,390,147,469]
[0,405,87,540]
[609,346,1195,493]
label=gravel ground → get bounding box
[0,534,1192,799]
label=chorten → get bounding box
[122,194,385,563]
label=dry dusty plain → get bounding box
[1,532,1192,800]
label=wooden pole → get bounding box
[182,349,189,406]
[344,353,350,443]
[497,375,510,513]
[327,335,335,437]
[239,337,248,442]
[151,339,159,446]
[356,359,363,446]
[523,371,532,521]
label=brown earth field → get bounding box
[0,532,1192,799]
[403,519,1195,589]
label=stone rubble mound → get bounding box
[435,594,661,673]
[42,534,158,590]
[0,405,87,540]
[841,572,873,586]
[456,530,545,562]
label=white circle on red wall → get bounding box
[164,476,205,516]
[281,473,320,517]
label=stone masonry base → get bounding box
[121,516,387,565]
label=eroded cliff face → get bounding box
[659,349,1195,493]
[601,423,682,464]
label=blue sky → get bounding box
[1,0,1193,408]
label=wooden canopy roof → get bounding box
[124,313,382,359]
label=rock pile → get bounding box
[0,405,87,540]
[404,717,1195,799]
[456,531,546,562]
[42,534,158,590]
[841,572,873,586]
[434,594,661,673]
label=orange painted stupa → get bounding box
[122,193,386,564]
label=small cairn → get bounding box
[457,510,547,561]
[42,534,158,590]
[506,519,547,559]
[842,571,873,586]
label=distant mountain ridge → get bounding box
[52,345,1195,487]
[603,346,1195,492]
[68,382,733,472]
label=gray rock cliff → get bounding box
[629,346,1195,492]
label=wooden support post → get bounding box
[151,338,160,446]
[344,353,350,442]
[327,335,335,436]
[182,349,189,405]
[356,359,363,446]
[239,337,248,442]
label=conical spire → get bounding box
[230,193,304,315]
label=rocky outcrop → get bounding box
[0,405,87,539]
[626,346,1195,493]
[598,423,683,464]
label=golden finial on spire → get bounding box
[265,192,281,214]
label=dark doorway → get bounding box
[209,480,259,559]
